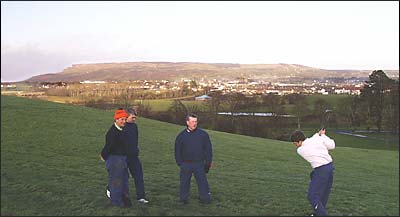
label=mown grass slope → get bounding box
[1,95,399,216]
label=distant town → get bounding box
[1,76,368,98]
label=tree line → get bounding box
[141,70,399,140]
[41,80,206,101]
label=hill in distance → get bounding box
[25,61,400,82]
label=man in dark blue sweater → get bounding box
[174,113,213,204]
[122,108,148,204]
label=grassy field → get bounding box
[305,94,347,107]
[1,95,399,216]
[133,99,208,112]
[35,96,208,112]
[141,94,349,113]
[11,89,349,114]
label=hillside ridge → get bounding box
[25,61,399,82]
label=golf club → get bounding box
[320,109,333,135]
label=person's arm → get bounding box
[174,134,183,166]
[101,128,113,161]
[319,129,335,150]
[134,123,139,146]
[121,123,139,156]
[204,132,213,165]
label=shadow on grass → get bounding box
[136,203,150,216]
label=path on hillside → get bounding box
[334,130,397,141]
[334,130,367,138]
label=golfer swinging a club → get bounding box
[290,128,335,216]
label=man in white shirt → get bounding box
[290,129,335,216]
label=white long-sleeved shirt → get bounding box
[297,133,335,169]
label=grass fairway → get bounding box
[1,95,399,216]
[135,99,208,112]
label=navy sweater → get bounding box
[174,128,213,166]
[122,122,139,157]
[101,124,127,161]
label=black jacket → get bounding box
[101,124,127,161]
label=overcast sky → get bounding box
[1,1,399,82]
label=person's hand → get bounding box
[204,163,213,173]
[100,155,105,162]
[319,128,326,136]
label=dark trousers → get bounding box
[105,155,129,207]
[127,155,145,199]
[179,161,211,203]
[307,162,334,216]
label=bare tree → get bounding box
[337,95,362,132]
[168,100,188,124]
[288,94,309,129]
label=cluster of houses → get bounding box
[113,78,364,96]
[1,78,365,98]
[183,79,364,96]
[1,83,16,89]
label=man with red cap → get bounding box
[100,108,131,208]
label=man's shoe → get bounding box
[137,198,149,204]
[106,185,110,198]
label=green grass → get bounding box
[305,94,348,107]
[1,95,399,216]
[142,94,349,112]
[138,94,350,115]
[136,99,208,112]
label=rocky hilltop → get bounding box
[25,61,399,82]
